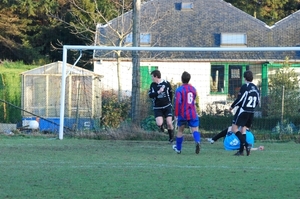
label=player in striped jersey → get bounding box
[229,70,260,156]
[173,71,201,154]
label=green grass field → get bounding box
[0,137,299,199]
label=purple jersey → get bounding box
[174,84,197,120]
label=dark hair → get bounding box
[151,70,161,78]
[244,70,253,82]
[181,71,191,83]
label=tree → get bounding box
[48,0,169,102]
[131,0,141,124]
[0,1,33,62]
[225,0,300,25]
[47,0,133,87]
[0,0,77,64]
[258,0,290,25]
[267,57,300,119]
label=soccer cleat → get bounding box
[234,151,244,156]
[195,142,201,154]
[258,146,264,151]
[206,138,214,144]
[169,138,174,144]
[246,144,252,156]
[172,145,181,154]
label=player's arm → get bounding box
[194,89,199,111]
[230,85,246,109]
[174,91,181,117]
[256,87,261,108]
[167,81,173,103]
[148,83,159,98]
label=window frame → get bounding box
[220,33,247,47]
[210,64,248,96]
[125,33,151,46]
[180,2,194,10]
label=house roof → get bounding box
[21,61,103,77]
[94,0,300,61]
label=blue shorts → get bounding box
[177,116,200,127]
[224,131,254,150]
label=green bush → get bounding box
[101,90,131,129]
[0,61,37,123]
[141,115,159,131]
[200,115,232,131]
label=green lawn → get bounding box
[0,137,299,199]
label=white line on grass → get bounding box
[0,161,299,171]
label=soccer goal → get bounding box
[59,45,300,139]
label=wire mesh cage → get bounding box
[21,61,103,133]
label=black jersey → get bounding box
[148,80,173,109]
[231,82,260,113]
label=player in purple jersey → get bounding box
[173,71,201,154]
[148,70,174,143]
[229,70,260,156]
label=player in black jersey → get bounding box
[229,70,260,156]
[148,70,174,143]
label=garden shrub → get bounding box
[101,90,131,129]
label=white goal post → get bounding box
[59,45,300,139]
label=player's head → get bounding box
[181,71,191,83]
[244,70,253,82]
[151,70,161,79]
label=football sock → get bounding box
[236,131,246,152]
[176,136,183,151]
[212,128,228,141]
[168,129,174,140]
[243,134,246,144]
[193,131,201,143]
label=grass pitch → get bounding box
[0,137,299,199]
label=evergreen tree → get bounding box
[225,0,300,25]
[267,57,300,118]
[0,1,31,62]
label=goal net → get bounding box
[57,46,300,139]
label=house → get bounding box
[93,0,300,113]
[21,61,103,132]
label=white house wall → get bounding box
[94,61,229,111]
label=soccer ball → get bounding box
[29,120,39,129]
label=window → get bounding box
[211,65,225,93]
[220,33,247,46]
[228,66,243,98]
[125,33,151,45]
[211,64,249,98]
[180,2,193,10]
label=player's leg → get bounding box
[189,117,201,154]
[165,106,174,143]
[209,127,230,143]
[154,109,164,132]
[166,116,174,143]
[233,113,248,156]
[244,115,254,156]
[241,126,247,140]
[173,117,184,154]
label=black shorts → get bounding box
[154,105,173,118]
[232,109,254,128]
